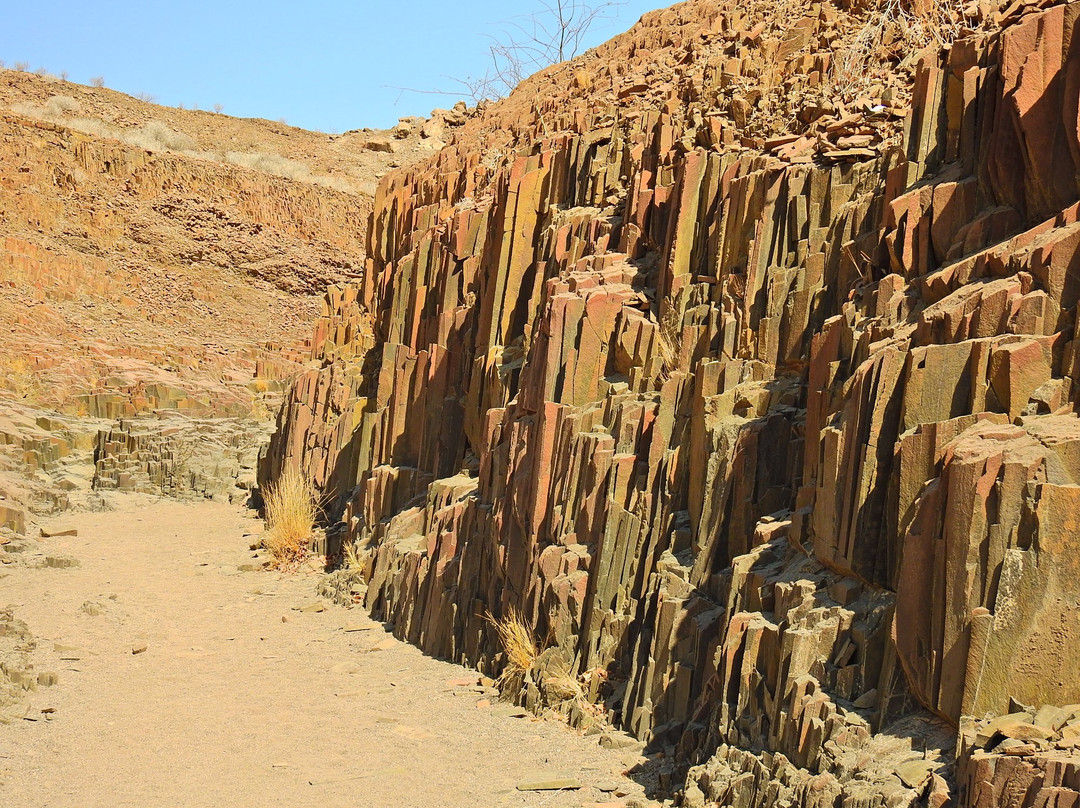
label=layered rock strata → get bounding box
[265,1,1080,805]
[0,81,391,529]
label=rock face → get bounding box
[93,415,272,503]
[0,111,361,416]
[265,0,1080,805]
[0,69,448,530]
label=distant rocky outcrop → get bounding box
[0,71,438,533]
[265,0,1080,805]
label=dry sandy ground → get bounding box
[0,497,654,808]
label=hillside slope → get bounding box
[266,0,1080,805]
[0,71,452,530]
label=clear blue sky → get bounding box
[0,1,668,133]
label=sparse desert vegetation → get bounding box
[260,466,317,566]
[9,93,357,193]
[0,66,448,199]
[487,606,538,687]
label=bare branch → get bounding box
[396,1,625,106]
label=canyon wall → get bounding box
[0,84,380,529]
[266,1,1080,805]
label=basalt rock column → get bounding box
[264,1,1080,805]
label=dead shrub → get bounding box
[126,121,195,152]
[261,466,317,566]
[42,95,80,118]
[831,0,975,99]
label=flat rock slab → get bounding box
[516,773,582,791]
[895,760,937,788]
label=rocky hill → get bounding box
[0,70,454,531]
[264,0,1080,806]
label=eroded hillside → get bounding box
[0,70,455,532]
[265,0,1080,806]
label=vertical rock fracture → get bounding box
[263,1,1080,805]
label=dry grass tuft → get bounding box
[223,150,356,193]
[655,301,683,384]
[343,541,366,575]
[316,541,369,606]
[484,607,609,728]
[261,466,317,566]
[541,658,586,704]
[486,606,538,680]
[127,121,196,152]
[43,95,79,117]
[225,150,310,180]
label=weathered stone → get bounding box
[261,2,1080,807]
[1035,705,1070,731]
[516,773,581,791]
[895,760,937,788]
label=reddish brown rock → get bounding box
[264,1,1080,806]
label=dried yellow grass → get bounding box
[486,606,538,677]
[343,541,367,575]
[542,659,585,703]
[262,466,317,566]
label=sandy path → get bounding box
[0,497,650,808]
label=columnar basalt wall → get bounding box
[93,415,272,502]
[265,1,1080,805]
